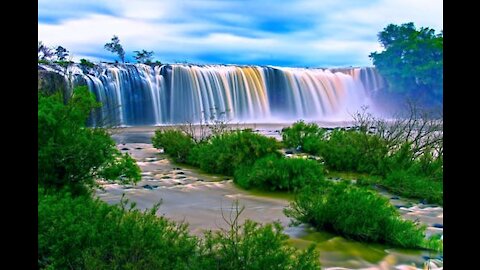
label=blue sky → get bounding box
[38,0,443,67]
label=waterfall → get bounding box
[42,63,387,126]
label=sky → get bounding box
[38,0,443,67]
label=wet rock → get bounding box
[285,150,293,154]
[422,256,430,261]
[420,199,428,204]
[142,184,158,190]
[177,176,187,179]
[121,148,129,151]
[176,182,182,185]
[390,196,400,200]
[161,176,170,179]
[197,179,204,182]
[394,205,406,209]
[173,167,182,170]
[176,171,185,175]
[135,147,143,150]
[432,223,443,229]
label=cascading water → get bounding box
[39,63,387,126]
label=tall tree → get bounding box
[133,50,154,64]
[369,23,443,105]
[104,35,125,63]
[38,41,54,60]
[55,46,69,61]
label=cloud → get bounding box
[38,0,443,67]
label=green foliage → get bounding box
[104,35,126,63]
[38,59,50,65]
[234,155,324,191]
[54,46,69,61]
[188,130,280,175]
[382,169,443,205]
[201,219,320,270]
[369,23,443,105]
[80,58,95,68]
[54,60,74,68]
[39,189,321,269]
[314,130,389,174]
[152,129,195,163]
[38,189,200,270]
[38,86,141,195]
[281,120,325,149]
[133,49,154,64]
[285,182,426,248]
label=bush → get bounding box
[39,189,321,269]
[80,58,95,68]
[281,120,325,149]
[284,182,427,248]
[382,169,443,205]
[201,219,320,270]
[234,155,324,191]
[188,130,280,175]
[38,86,141,195]
[314,130,389,174]
[152,129,195,163]
[38,189,201,269]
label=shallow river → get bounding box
[96,126,443,270]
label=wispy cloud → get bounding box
[38,0,443,67]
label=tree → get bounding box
[38,41,54,60]
[104,35,125,63]
[369,23,443,106]
[133,49,154,64]
[54,46,69,61]
[38,86,141,195]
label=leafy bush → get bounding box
[201,219,320,270]
[284,182,427,248]
[152,129,195,163]
[382,169,443,205]
[38,189,200,270]
[38,86,141,195]
[281,120,325,149]
[39,189,321,269]
[315,130,389,174]
[234,155,324,191]
[80,58,95,68]
[188,130,280,175]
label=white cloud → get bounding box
[38,0,443,66]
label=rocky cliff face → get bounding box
[38,65,88,101]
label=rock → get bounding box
[177,176,187,179]
[176,171,185,175]
[394,205,406,209]
[420,199,428,204]
[143,184,154,190]
[285,150,293,154]
[390,196,399,200]
[432,223,443,229]
[197,179,204,182]
[176,182,182,185]
[173,167,182,170]
[135,147,143,150]
[161,176,170,179]
[121,148,129,151]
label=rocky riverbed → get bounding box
[97,128,443,270]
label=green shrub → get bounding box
[188,130,280,175]
[315,130,388,174]
[234,155,324,191]
[39,189,321,270]
[152,129,195,163]
[38,189,201,270]
[382,169,443,205]
[80,58,95,68]
[284,182,426,248]
[201,219,320,270]
[38,86,141,195]
[281,120,325,149]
